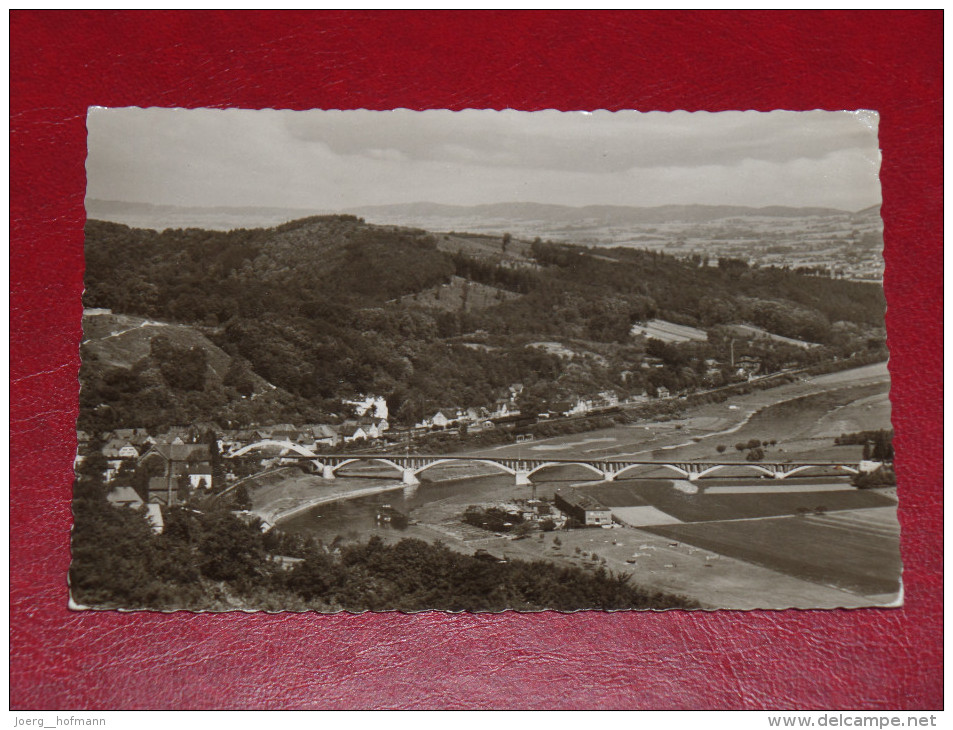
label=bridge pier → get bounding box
[515,471,532,487]
[402,469,420,486]
[322,464,336,480]
[686,472,700,482]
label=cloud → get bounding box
[86,107,882,210]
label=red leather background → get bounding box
[10,11,942,710]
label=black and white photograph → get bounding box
[73,108,898,612]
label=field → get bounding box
[629,318,708,343]
[82,310,233,378]
[723,323,820,349]
[392,275,520,312]
[642,507,901,597]
[580,479,895,522]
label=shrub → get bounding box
[852,465,896,489]
[745,447,765,462]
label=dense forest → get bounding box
[81,216,887,431]
[71,460,696,612]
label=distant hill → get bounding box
[88,198,856,233]
[850,204,882,222]
[348,202,851,226]
[86,199,327,231]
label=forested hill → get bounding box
[81,216,886,432]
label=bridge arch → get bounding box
[412,458,517,478]
[331,457,405,476]
[694,463,778,479]
[612,462,691,480]
[525,462,606,481]
[229,440,321,461]
[781,463,859,479]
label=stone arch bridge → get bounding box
[225,440,860,486]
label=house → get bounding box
[186,462,213,490]
[262,423,299,441]
[554,489,613,527]
[139,443,212,484]
[101,440,139,460]
[655,386,671,399]
[308,424,340,447]
[489,401,512,419]
[737,356,762,378]
[624,392,649,404]
[106,487,163,532]
[431,411,453,428]
[234,429,268,444]
[345,395,389,420]
[361,421,382,440]
[106,486,143,509]
[148,476,174,505]
[155,426,192,444]
[460,407,488,423]
[109,427,153,447]
[340,422,369,443]
[566,398,592,416]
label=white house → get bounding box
[345,395,389,420]
[341,423,370,442]
[187,463,213,490]
[566,398,592,416]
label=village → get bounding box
[77,337,781,521]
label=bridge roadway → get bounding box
[226,440,861,486]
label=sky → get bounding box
[86,108,883,211]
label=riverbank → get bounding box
[265,363,898,608]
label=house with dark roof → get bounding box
[140,443,212,482]
[339,422,369,442]
[148,476,175,505]
[106,486,143,509]
[554,488,612,527]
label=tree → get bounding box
[206,431,225,490]
[501,232,512,252]
[872,430,894,462]
[176,474,191,505]
[745,447,765,462]
[234,484,252,511]
[734,442,746,452]
[716,444,727,454]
